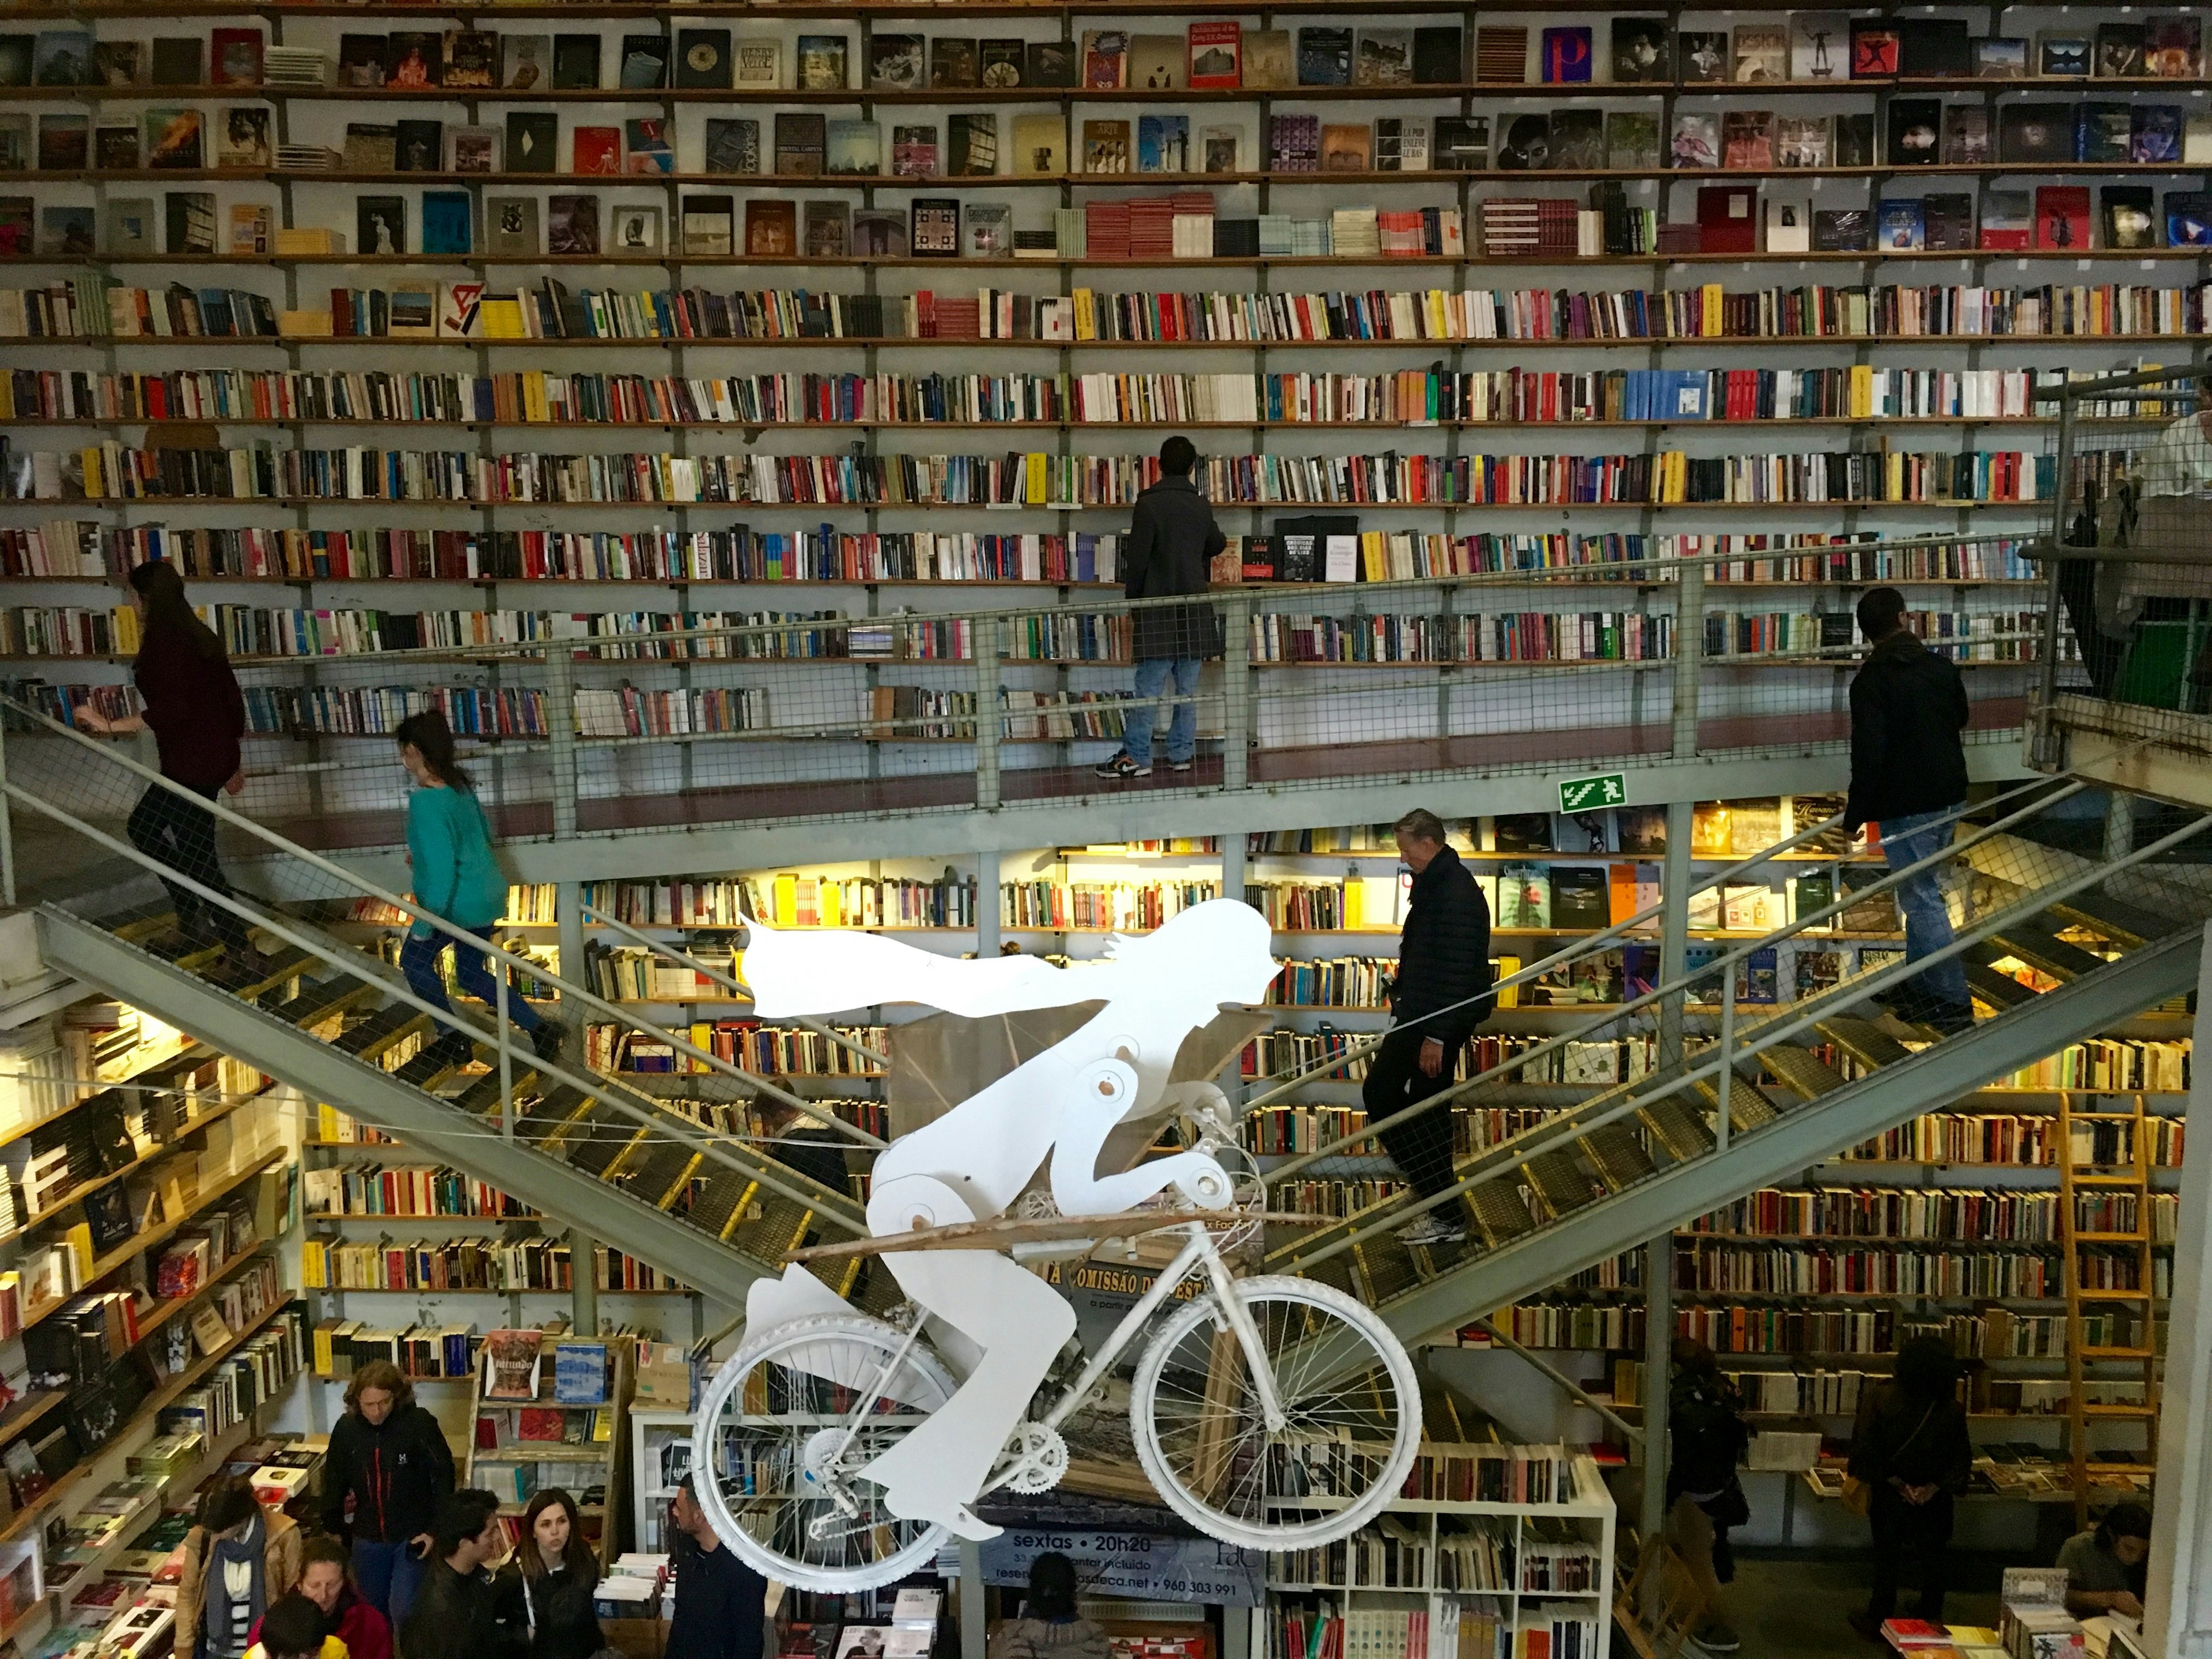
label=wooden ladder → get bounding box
[2058,1088,2161,1529]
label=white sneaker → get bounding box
[1396,1213,1466,1247]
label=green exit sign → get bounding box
[1558,772,1627,813]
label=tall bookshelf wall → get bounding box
[1,0,2198,793]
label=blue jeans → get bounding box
[1124,657,1201,767]
[351,1536,427,1630]
[1881,808,1970,1007]
[399,923,543,1040]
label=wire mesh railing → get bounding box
[1256,774,2212,1303]
[0,695,879,1254]
[3,531,2057,865]
[2030,363,2212,777]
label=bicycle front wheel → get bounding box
[692,1312,956,1593]
[1129,1274,1421,1552]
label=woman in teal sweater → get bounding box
[394,712,563,1067]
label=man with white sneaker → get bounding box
[1372,809,1493,1247]
[1096,435,1223,782]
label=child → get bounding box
[249,1596,346,1659]
[393,711,563,1069]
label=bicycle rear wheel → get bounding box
[692,1312,956,1592]
[1129,1274,1420,1552]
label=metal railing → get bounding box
[2,531,2055,871]
[0,694,878,1240]
[2027,362,2212,794]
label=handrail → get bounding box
[1282,787,2212,1276]
[0,694,885,1190]
[1252,770,2065,1174]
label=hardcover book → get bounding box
[675,29,730,89]
[92,38,139,84]
[393,117,441,172]
[2075,101,2133,162]
[1973,37,2027,77]
[619,33,669,88]
[910,196,960,256]
[1354,30,1412,86]
[1433,115,1487,169]
[625,116,674,175]
[1241,31,1293,87]
[2101,184,2157,249]
[1720,109,1774,169]
[2037,33,2090,77]
[1297,27,1351,85]
[441,30,498,89]
[547,193,600,255]
[421,190,471,253]
[2034,184,2090,249]
[219,105,272,168]
[1477,26,1529,79]
[1012,113,1064,173]
[1941,104,1990,163]
[1610,20,1671,81]
[551,35,600,90]
[210,26,262,85]
[773,112,827,176]
[571,125,622,175]
[609,203,660,253]
[681,195,734,254]
[501,37,549,91]
[2096,21,2146,76]
[826,118,881,175]
[1730,23,1786,81]
[794,35,846,90]
[891,123,940,176]
[733,39,779,88]
[980,40,1024,86]
[930,36,978,88]
[1876,196,1925,251]
[704,119,759,175]
[1848,21,1899,76]
[1187,21,1240,88]
[1026,40,1077,86]
[485,196,539,255]
[853,209,907,255]
[2148,18,2203,76]
[357,194,405,255]
[385,32,439,86]
[1886,98,1941,164]
[869,34,925,89]
[1777,115,1828,167]
[1605,111,1661,169]
[1790,13,1848,78]
[1139,113,1191,171]
[1979,188,2031,249]
[1081,31,1127,88]
[1834,112,1876,165]
[1497,112,1548,169]
[143,107,202,169]
[1669,111,1719,169]
[1127,34,1182,90]
[948,112,997,175]
[2133,105,2183,163]
[1412,26,1463,83]
[1551,108,1604,168]
[148,37,201,85]
[1540,26,1593,82]
[1084,118,1132,172]
[505,112,557,172]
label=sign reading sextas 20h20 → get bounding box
[1558,772,1627,813]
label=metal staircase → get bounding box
[5,700,881,1309]
[6,694,2209,1352]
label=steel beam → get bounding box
[1379,928,2202,1347]
[37,908,774,1301]
[248,743,2035,900]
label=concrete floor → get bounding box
[1707,1551,2009,1659]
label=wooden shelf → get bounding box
[8,332,2198,352]
[11,74,2212,103]
[16,159,2209,187]
[20,1147,289,1333]
[0,1290,298,1543]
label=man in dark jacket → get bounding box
[1843,586,1974,1035]
[1097,435,1224,781]
[399,1490,524,1659]
[1370,808,1491,1246]
[318,1361,456,1628]
[1847,1335,1974,1637]
[665,1477,768,1659]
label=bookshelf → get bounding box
[465,1327,634,1569]
[1263,1446,1616,1659]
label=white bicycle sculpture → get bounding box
[691,1189,1421,1592]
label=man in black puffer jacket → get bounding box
[1370,808,1492,1246]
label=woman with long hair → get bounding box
[75,561,258,962]
[393,710,562,1067]
[173,1475,304,1659]
[508,1488,603,1659]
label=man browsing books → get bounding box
[1096,435,1223,781]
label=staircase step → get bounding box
[334,1003,432,1060]
[620,1142,700,1210]
[142,928,222,967]
[103,902,181,942]
[517,1092,593,1149]
[203,943,315,999]
[1692,1073,1782,1134]
[266,975,380,1028]
[1987,922,2111,982]
[2047,892,2166,950]
[1815,1016,1914,1071]
[1467,1179,1535,1249]
[1522,1150,1596,1221]
[1639,1096,1714,1163]
[1760,1043,1848,1101]
[688,1173,761,1242]
[566,1111,642,1179]
[1581,1121,1656,1191]
[1963,960,2037,1011]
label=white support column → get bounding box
[960,1539,988,1659]
[976,849,1001,956]
[1219,825,1246,910]
[2145,924,2212,1658]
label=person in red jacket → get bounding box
[74,561,259,962]
[251,1540,392,1659]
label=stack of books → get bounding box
[261,46,327,86]
[1331,207,1381,258]
[1085,199,1131,259]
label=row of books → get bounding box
[576,683,768,739]
[1253,609,1675,665]
[1688,1185,2083,1244]
[18,523,1127,585]
[1,362,2121,431]
[304,1161,535,1219]
[0,521,2038,590]
[1494,1301,2147,1356]
[1836,1109,2186,1166]
[580,1019,886,1075]
[311,1317,480,1378]
[17,275,2211,347]
[1668,1238,2165,1300]
[16,440,2084,512]
[1995,1037,2191,1092]
[304,1236,688,1293]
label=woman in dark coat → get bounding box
[507,1488,604,1659]
[1848,1335,1974,1638]
[75,561,257,961]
